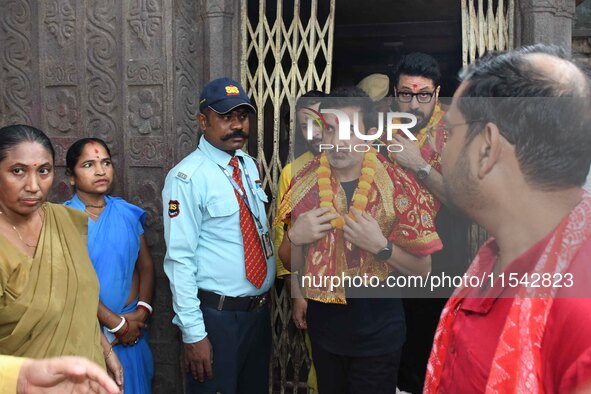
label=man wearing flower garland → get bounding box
[389,52,446,209]
[426,45,591,393]
[277,86,442,394]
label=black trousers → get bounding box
[185,305,271,394]
[311,341,402,394]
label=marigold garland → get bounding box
[393,104,445,149]
[317,151,378,229]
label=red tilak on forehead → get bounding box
[303,107,329,130]
[94,149,99,154]
[411,84,419,92]
[33,163,37,167]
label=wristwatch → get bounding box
[375,240,393,261]
[416,164,432,181]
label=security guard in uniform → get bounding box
[162,77,276,394]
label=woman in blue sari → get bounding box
[64,138,154,394]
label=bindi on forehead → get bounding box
[411,84,419,92]
[87,141,100,154]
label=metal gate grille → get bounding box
[461,0,516,256]
[461,0,515,65]
[240,1,335,392]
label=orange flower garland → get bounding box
[317,151,378,229]
[392,104,445,149]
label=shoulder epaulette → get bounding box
[173,154,204,183]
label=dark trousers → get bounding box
[185,305,271,394]
[310,341,402,394]
[397,298,447,393]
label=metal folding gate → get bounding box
[240,0,516,391]
[240,0,335,392]
[461,0,515,65]
[461,0,516,256]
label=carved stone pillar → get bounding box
[519,0,576,55]
[200,0,241,83]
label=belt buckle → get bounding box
[248,295,266,311]
[216,295,226,311]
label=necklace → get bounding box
[85,209,100,219]
[0,210,40,248]
[391,103,445,149]
[316,150,378,229]
[85,202,106,208]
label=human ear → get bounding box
[477,122,502,179]
[197,113,208,131]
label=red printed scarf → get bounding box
[425,192,591,393]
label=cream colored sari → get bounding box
[0,203,104,367]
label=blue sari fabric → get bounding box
[65,195,154,394]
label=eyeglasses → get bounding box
[444,119,516,144]
[443,119,484,138]
[395,90,437,104]
[444,120,485,133]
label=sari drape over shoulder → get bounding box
[0,203,104,367]
[65,194,153,394]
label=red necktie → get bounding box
[229,157,267,288]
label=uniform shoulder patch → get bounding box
[168,200,180,218]
[177,171,187,180]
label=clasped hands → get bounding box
[113,309,149,347]
[288,207,387,255]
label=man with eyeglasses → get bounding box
[425,44,591,394]
[389,52,446,207]
[388,53,472,393]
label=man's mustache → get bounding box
[409,109,424,118]
[221,130,249,141]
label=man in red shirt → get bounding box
[425,44,591,393]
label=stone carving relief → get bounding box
[128,87,162,135]
[128,0,162,48]
[175,0,200,159]
[127,60,163,85]
[86,0,118,145]
[520,0,575,17]
[45,0,76,48]
[46,88,79,133]
[204,0,235,16]
[128,137,167,166]
[46,63,78,86]
[3,0,33,125]
[129,175,163,248]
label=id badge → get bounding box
[261,231,274,259]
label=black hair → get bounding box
[457,44,591,189]
[293,90,328,157]
[0,124,55,163]
[319,86,378,131]
[65,138,112,176]
[295,90,326,112]
[392,52,441,88]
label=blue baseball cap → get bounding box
[199,77,255,114]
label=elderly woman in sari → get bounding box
[0,125,123,391]
[64,137,154,394]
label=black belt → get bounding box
[198,289,268,312]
